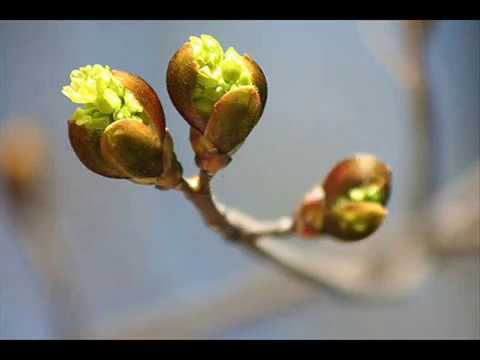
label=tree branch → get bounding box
[168,170,295,244]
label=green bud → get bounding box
[322,154,392,241]
[167,34,268,173]
[167,34,267,135]
[65,67,169,181]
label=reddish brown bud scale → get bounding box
[112,70,166,140]
[68,119,126,178]
[323,154,392,207]
[243,55,268,117]
[166,43,207,132]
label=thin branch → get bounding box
[85,161,479,339]
[168,171,295,243]
[164,170,430,298]
[166,170,402,294]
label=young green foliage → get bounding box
[62,65,144,132]
[189,35,254,118]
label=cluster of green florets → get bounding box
[347,184,385,204]
[62,65,144,132]
[333,184,386,234]
[190,35,253,117]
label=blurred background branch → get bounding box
[0,120,87,338]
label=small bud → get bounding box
[167,34,267,174]
[322,154,392,241]
[294,185,326,239]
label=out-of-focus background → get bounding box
[0,20,478,339]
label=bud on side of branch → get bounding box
[323,154,392,241]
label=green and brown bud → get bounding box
[294,185,326,238]
[63,65,182,188]
[167,34,267,174]
[322,154,392,241]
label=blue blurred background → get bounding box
[0,20,478,339]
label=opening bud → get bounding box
[63,65,181,187]
[322,154,392,241]
[167,34,267,171]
